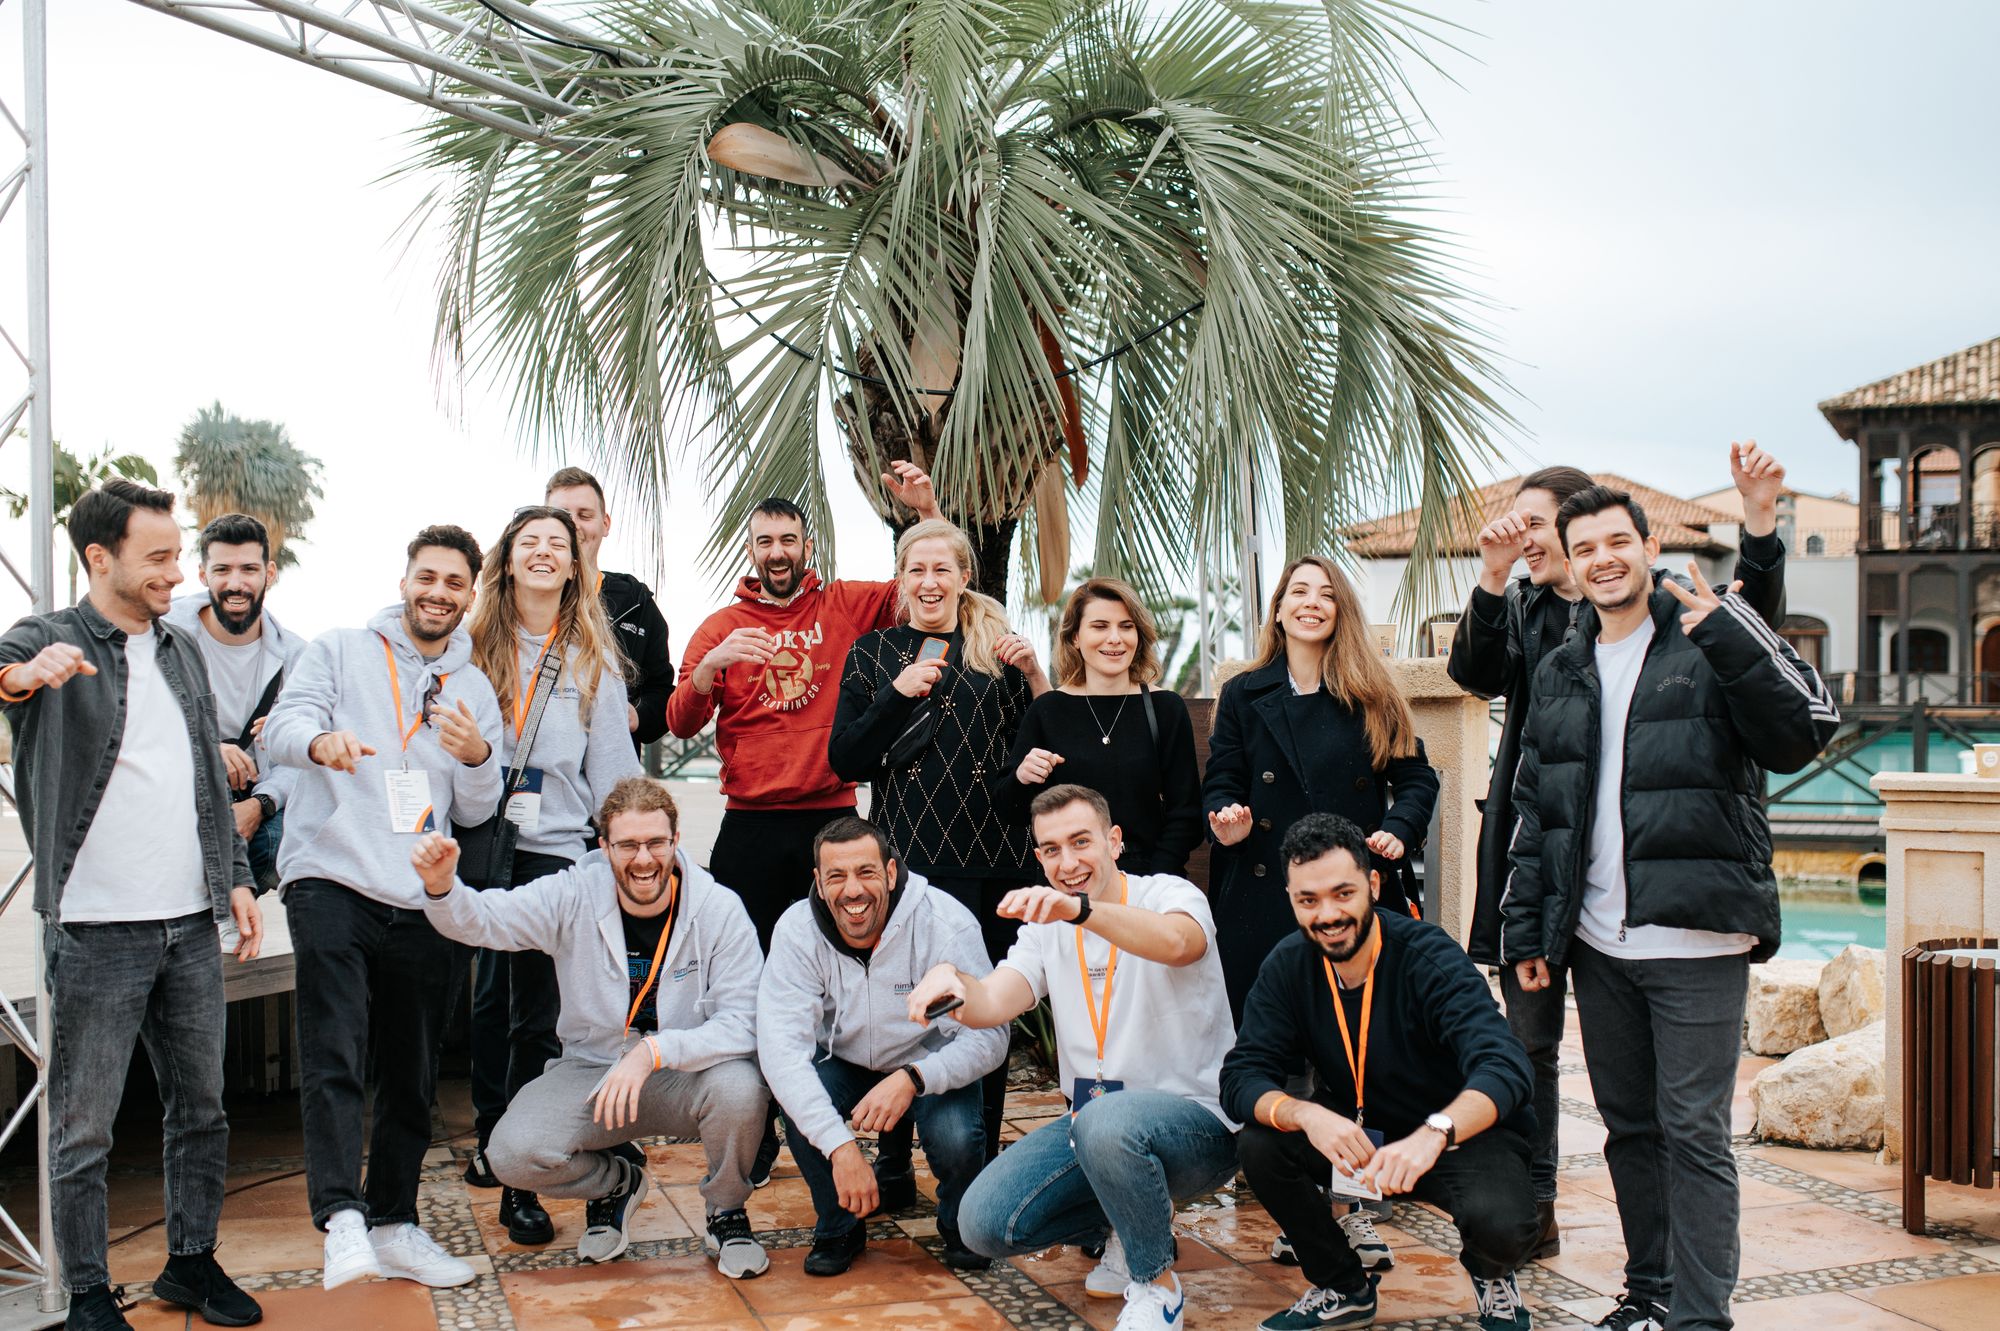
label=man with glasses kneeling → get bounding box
[411,777,772,1277]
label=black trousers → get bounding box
[707,806,856,952]
[469,850,575,1146]
[1238,1122,1539,1292]
[290,877,466,1229]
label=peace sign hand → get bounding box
[1661,560,1742,635]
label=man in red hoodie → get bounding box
[667,462,940,949]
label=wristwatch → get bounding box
[1070,892,1093,925]
[901,1063,926,1095]
[1422,1111,1457,1151]
[253,793,277,824]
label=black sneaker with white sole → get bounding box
[578,1156,650,1264]
[1594,1293,1668,1330]
[1258,1281,1377,1329]
[705,1209,770,1279]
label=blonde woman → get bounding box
[1202,555,1439,1019]
[1005,578,1203,874]
[461,504,641,1243]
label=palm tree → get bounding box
[1,439,159,606]
[172,403,325,569]
[410,0,1506,604]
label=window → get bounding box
[1805,533,1826,556]
[1781,615,1828,671]
[1890,628,1950,674]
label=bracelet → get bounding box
[648,1036,662,1070]
[1266,1093,1296,1130]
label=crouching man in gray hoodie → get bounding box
[757,816,1008,1278]
[410,777,772,1277]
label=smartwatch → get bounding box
[1070,891,1093,925]
[1423,1111,1457,1150]
[253,793,277,824]
[902,1063,926,1095]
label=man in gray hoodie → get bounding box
[262,525,504,1294]
[757,816,1007,1277]
[411,777,771,1277]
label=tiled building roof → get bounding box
[1343,473,1734,557]
[1819,336,2000,420]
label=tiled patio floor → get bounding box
[53,1027,2000,1330]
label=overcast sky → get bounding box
[0,0,1993,640]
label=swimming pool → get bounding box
[1777,887,1887,961]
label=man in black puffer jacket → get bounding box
[1504,486,1839,1331]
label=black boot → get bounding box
[152,1250,263,1327]
[803,1224,866,1277]
[62,1284,133,1331]
[500,1187,555,1246]
[936,1224,991,1272]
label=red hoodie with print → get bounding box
[666,571,900,809]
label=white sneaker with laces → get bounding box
[321,1209,380,1291]
[369,1221,477,1287]
[1338,1206,1394,1272]
[1086,1230,1130,1298]
[1115,1272,1186,1331]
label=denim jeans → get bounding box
[1569,942,1750,1331]
[45,911,228,1292]
[289,877,465,1229]
[1239,1122,1538,1291]
[780,1053,987,1240]
[246,810,284,896]
[1499,959,1568,1202]
[468,850,570,1146]
[957,1089,1239,1283]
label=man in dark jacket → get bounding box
[1448,444,1788,1260]
[546,467,675,749]
[1504,486,1839,1331]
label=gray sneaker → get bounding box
[704,1208,770,1279]
[577,1156,650,1263]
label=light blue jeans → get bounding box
[957,1089,1238,1282]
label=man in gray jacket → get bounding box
[411,778,771,1276]
[757,816,1006,1277]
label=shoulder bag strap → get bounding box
[506,646,566,796]
[235,668,287,751]
[1141,681,1160,749]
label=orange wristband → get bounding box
[1266,1093,1296,1130]
[648,1036,662,1070]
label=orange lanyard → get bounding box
[1074,875,1129,1078]
[513,628,560,740]
[381,636,448,754]
[1323,926,1382,1128]
[622,870,682,1033]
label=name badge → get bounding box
[1327,1127,1387,1201]
[1069,1077,1125,1111]
[502,766,544,833]
[384,769,437,834]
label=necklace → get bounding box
[1083,692,1131,745]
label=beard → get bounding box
[404,594,467,644]
[757,556,803,600]
[1584,566,1647,613]
[1308,905,1376,963]
[211,588,266,635]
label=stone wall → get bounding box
[1390,658,1489,948]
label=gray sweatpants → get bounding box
[486,1054,769,1214]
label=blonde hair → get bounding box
[470,506,625,728]
[894,518,1011,677]
[1244,554,1418,764]
[1053,578,1162,688]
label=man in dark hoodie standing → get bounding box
[546,467,675,752]
[1446,442,1788,1271]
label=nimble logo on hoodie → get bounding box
[758,621,830,713]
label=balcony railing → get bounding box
[1827,672,2000,708]
[1863,503,2000,553]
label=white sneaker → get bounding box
[321,1209,380,1290]
[1270,1231,1297,1264]
[1086,1230,1130,1298]
[1115,1272,1186,1331]
[1338,1206,1394,1272]
[369,1221,477,1288]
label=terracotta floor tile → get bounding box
[642,1139,715,1183]
[106,1177,324,1280]
[1177,1261,1305,1323]
[759,1295,1016,1329]
[1558,1112,1608,1155]
[498,1254,757,1329]
[1857,1271,2000,1330]
[1535,1220,1779,1295]
[1042,1278,1124,1329]
[1560,1162,1802,1210]
[1009,1242,1103,1287]
[664,1176,826,1232]
[1865,1183,2000,1239]
[1749,1144,1901,1192]
[1366,1246,1502,1322]
[470,1176,693,1256]
[1173,1199,1285,1264]
[127,1279,441,1330]
[1732,1290,1938,1329]
[734,1237,968,1314]
[1731,1200,1952,1272]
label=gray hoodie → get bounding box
[423,847,760,1070]
[494,628,642,861]
[163,589,309,810]
[264,605,503,907]
[756,870,1007,1160]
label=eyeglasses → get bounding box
[420,674,445,722]
[609,838,674,859]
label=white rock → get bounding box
[1744,958,1828,1056]
[1751,1021,1886,1149]
[1817,944,1886,1039]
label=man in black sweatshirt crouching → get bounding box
[1220,814,1538,1331]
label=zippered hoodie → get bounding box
[486,628,642,861]
[422,847,760,1070]
[164,589,310,811]
[756,866,1007,1159]
[665,571,898,809]
[264,605,504,907]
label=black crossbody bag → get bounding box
[453,648,563,888]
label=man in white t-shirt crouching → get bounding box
[906,784,1238,1331]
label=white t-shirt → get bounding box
[63,631,210,923]
[195,630,272,741]
[1576,616,1754,960]
[998,873,1238,1127]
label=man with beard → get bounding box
[1505,487,1839,1331]
[165,513,310,894]
[262,525,505,1293]
[1223,813,1537,1331]
[544,467,675,750]
[756,816,1005,1277]
[909,785,1239,1331]
[0,481,263,1331]
[411,778,771,1276]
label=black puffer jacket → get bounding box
[600,571,674,747]
[1450,532,1786,965]
[1501,572,1839,967]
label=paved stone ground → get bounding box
[40,1014,2000,1331]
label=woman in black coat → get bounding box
[1203,555,1440,1018]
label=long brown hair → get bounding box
[470,506,624,727]
[1244,554,1417,764]
[894,519,1012,677]
[1053,577,1162,688]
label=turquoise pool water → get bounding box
[1777,888,1887,961]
